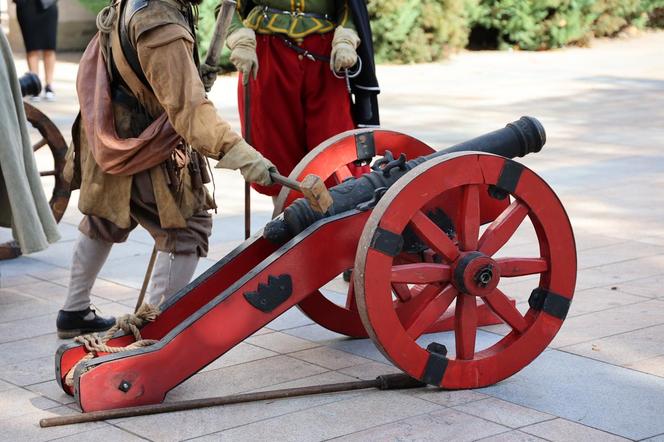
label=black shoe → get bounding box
[56,307,116,339]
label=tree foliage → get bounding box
[77,0,664,64]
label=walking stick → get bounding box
[243,79,252,239]
[135,246,157,312]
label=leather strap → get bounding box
[110,0,158,106]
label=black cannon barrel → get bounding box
[264,116,546,243]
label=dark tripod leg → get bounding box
[243,78,252,240]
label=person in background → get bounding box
[14,0,58,101]
[225,0,380,203]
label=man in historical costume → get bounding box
[0,30,60,257]
[225,0,380,198]
[56,0,277,338]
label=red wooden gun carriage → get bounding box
[54,116,576,412]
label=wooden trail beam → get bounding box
[39,373,424,427]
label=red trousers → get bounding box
[238,33,355,196]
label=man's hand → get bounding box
[227,28,259,82]
[331,26,360,73]
[200,62,222,92]
[215,140,276,186]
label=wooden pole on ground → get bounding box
[39,373,424,427]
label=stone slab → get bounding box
[521,418,630,441]
[550,298,664,348]
[209,390,443,441]
[283,323,346,343]
[478,430,547,441]
[200,342,278,372]
[166,355,328,401]
[453,397,553,429]
[329,330,503,364]
[289,346,371,370]
[410,387,490,408]
[48,426,146,442]
[245,331,320,354]
[561,323,664,366]
[114,372,361,442]
[332,408,508,442]
[480,350,664,440]
[626,355,664,378]
[266,306,314,331]
[0,405,108,442]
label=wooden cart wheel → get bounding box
[355,152,576,388]
[0,103,70,260]
[273,129,435,337]
[23,102,70,222]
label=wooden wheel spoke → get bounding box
[333,165,353,184]
[391,283,412,302]
[391,263,451,284]
[478,200,529,256]
[458,185,481,251]
[345,277,358,311]
[406,285,457,339]
[497,257,548,277]
[455,295,478,359]
[396,283,443,325]
[409,210,460,262]
[484,288,528,333]
[32,138,48,151]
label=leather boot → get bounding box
[147,252,199,307]
[56,307,116,339]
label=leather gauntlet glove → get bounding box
[227,28,259,81]
[215,140,276,186]
[330,26,360,73]
[200,62,222,92]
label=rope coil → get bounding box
[64,303,160,387]
[96,4,118,66]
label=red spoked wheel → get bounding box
[0,103,70,260]
[273,129,435,215]
[355,152,576,388]
[273,129,436,338]
[23,102,70,222]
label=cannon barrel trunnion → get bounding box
[54,117,576,412]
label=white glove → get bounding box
[215,140,275,186]
[227,28,259,82]
[330,26,360,73]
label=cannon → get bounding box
[54,117,576,413]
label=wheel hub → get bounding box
[452,251,501,297]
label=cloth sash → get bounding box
[77,34,180,176]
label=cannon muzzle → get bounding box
[264,116,546,243]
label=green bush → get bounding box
[469,0,598,50]
[368,0,476,63]
[196,0,233,70]
[78,0,108,14]
[78,0,664,64]
[468,0,664,51]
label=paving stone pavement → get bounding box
[1,31,664,441]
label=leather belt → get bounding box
[277,35,331,63]
[261,5,332,21]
